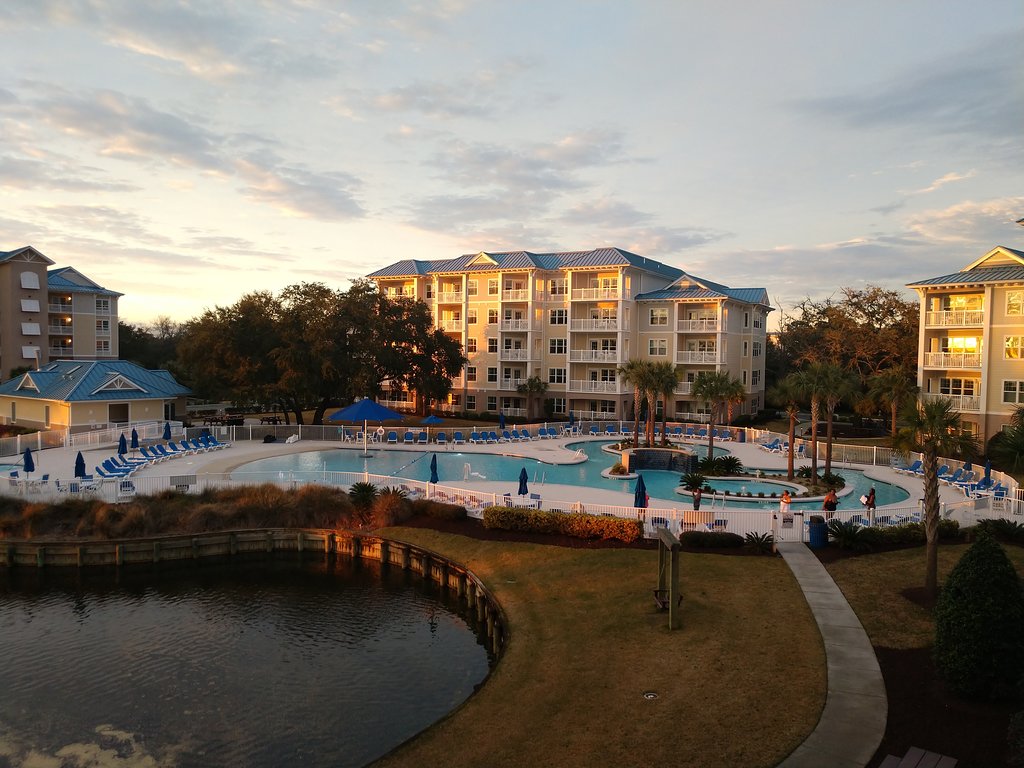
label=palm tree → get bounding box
[768,373,803,481]
[723,377,747,426]
[650,361,680,446]
[692,370,734,459]
[793,363,830,480]
[989,405,1024,474]
[516,376,549,421]
[820,364,856,476]
[895,398,977,600]
[866,366,919,447]
[618,359,650,448]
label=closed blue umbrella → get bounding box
[962,460,972,473]
[984,459,992,482]
[22,447,34,475]
[130,428,139,452]
[118,434,127,456]
[518,467,529,496]
[429,454,439,484]
[568,410,575,427]
[163,421,172,441]
[74,451,86,479]
[634,474,648,509]
[499,412,506,430]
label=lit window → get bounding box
[1005,337,1024,360]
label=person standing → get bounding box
[822,489,838,518]
[864,487,876,516]
[692,487,702,512]
[780,490,792,515]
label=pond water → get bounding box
[0,556,493,768]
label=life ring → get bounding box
[376,426,385,438]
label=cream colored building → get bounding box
[0,247,120,379]
[368,248,770,421]
[908,245,1024,443]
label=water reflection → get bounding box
[0,555,493,768]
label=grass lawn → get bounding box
[373,527,825,768]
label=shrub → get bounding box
[826,519,870,552]
[608,462,628,475]
[743,531,774,554]
[974,518,1024,545]
[718,456,744,475]
[678,530,744,548]
[934,531,1024,700]
[680,473,705,491]
[820,472,845,489]
[347,481,378,509]
[410,499,467,521]
[481,506,642,543]
[369,492,411,528]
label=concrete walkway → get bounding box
[776,542,887,768]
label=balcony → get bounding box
[571,287,621,301]
[48,302,73,313]
[501,289,529,302]
[674,411,710,423]
[48,325,73,335]
[434,403,459,414]
[450,377,464,388]
[925,310,984,327]
[569,349,620,362]
[674,381,694,395]
[569,380,621,394]
[923,352,982,369]
[570,318,627,332]
[379,398,414,411]
[499,407,527,418]
[500,319,533,332]
[921,392,981,412]
[440,320,464,332]
[677,319,719,333]
[48,346,74,357]
[573,410,618,420]
[498,349,530,362]
[436,291,463,304]
[675,351,722,364]
[499,378,525,390]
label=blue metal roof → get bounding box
[0,246,53,265]
[47,267,123,297]
[907,265,1024,287]
[0,360,190,402]
[635,272,770,306]
[365,259,441,278]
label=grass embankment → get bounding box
[374,527,825,768]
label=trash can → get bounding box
[737,431,746,443]
[808,515,828,549]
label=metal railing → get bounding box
[677,319,719,332]
[675,351,721,364]
[925,309,984,327]
[571,288,621,301]
[921,392,980,412]
[570,318,627,331]
[569,380,620,393]
[568,349,619,362]
[923,352,981,368]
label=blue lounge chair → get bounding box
[697,428,708,439]
[139,446,165,462]
[672,426,683,438]
[98,463,131,478]
[453,431,465,445]
[588,425,599,436]
[403,431,415,444]
[469,431,482,444]
[417,431,428,445]
[934,465,951,482]
[386,431,399,444]
[605,425,618,437]
[436,432,447,446]
[488,431,500,443]
[685,427,695,438]
[940,468,964,485]
[501,430,513,442]
[169,441,196,456]
[895,459,922,474]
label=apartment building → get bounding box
[0,246,121,379]
[368,248,770,421]
[908,244,1024,443]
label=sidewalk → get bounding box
[776,543,887,767]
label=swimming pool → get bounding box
[233,442,909,510]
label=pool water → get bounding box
[234,441,909,510]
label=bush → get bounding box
[370,492,411,528]
[481,506,643,543]
[826,519,870,552]
[678,530,744,548]
[608,462,628,475]
[743,531,774,554]
[680,473,705,491]
[934,531,1024,700]
[410,499,467,521]
[347,481,378,509]
[974,518,1024,545]
[820,472,845,489]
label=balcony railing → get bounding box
[48,325,73,334]
[434,403,459,414]
[677,319,719,332]
[498,349,530,362]
[675,351,722,364]
[440,320,464,332]
[499,407,527,418]
[48,303,73,313]
[570,318,627,331]
[499,378,525,390]
[572,410,618,420]
[674,411,710,423]
[569,380,621,394]
[569,349,620,362]
[501,289,529,301]
[436,291,463,303]
[921,392,981,412]
[500,319,532,331]
[379,398,414,410]
[674,381,694,395]
[571,288,621,301]
[923,352,982,369]
[925,309,984,327]
[48,347,74,356]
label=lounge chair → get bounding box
[685,427,695,438]
[509,429,523,442]
[934,465,951,482]
[487,431,499,444]
[672,426,683,438]
[621,426,633,439]
[940,468,964,486]
[894,459,922,474]
[387,431,399,444]
[528,492,542,509]
[436,432,447,446]
[717,429,732,441]
[168,441,196,456]
[760,438,781,452]
[403,431,415,444]
[650,516,671,532]
[453,431,465,445]
[501,430,513,443]
[469,431,482,444]
[705,518,728,531]
[141,446,166,462]
[97,464,130,479]
[588,425,599,436]
[417,431,428,445]
[605,425,618,437]
[8,471,19,489]
[155,444,181,459]
[697,428,708,439]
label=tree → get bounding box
[692,371,737,459]
[793,363,832,480]
[895,398,977,600]
[723,377,747,425]
[517,376,550,420]
[820,364,857,476]
[650,362,680,446]
[988,405,1024,475]
[866,366,919,446]
[768,374,803,481]
[618,359,651,448]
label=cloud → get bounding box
[0,154,138,193]
[908,170,977,196]
[27,204,172,244]
[234,156,364,219]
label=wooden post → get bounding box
[379,540,389,565]
[655,527,682,630]
[153,541,161,562]
[36,546,45,568]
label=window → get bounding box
[20,322,40,336]
[488,279,499,295]
[467,309,478,325]
[487,367,498,383]
[549,309,567,325]
[19,271,39,290]
[649,308,668,326]
[488,309,498,324]
[466,395,476,411]
[752,370,761,386]
[96,340,111,354]
[744,311,749,328]
[599,369,616,382]
[1003,381,1024,404]
[424,284,433,299]
[488,338,498,353]
[1006,337,1024,360]
[466,339,477,353]
[1008,292,1024,316]
[552,397,565,414]
[742,370,747,385]
[466,366,477,382]
[548,368,566,384]
[752,342,762,357]
[753,313,762,329]
[548,278,567,295]
[549,338,566,354]
[486,396,497,411]
[743,341,749,356]
[941,378,976,396]
[649,339,667,356]
[20,345,39,361]
[20,299,39,312]
[467,281,478,297]
[96,319,110,334]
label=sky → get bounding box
[0,1,1021,327]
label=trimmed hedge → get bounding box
[856,519,961,550]
[678,530,744,548]
[410,499,468,521]
[482,506,643,543]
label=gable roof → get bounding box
[0,246,55,266]
[907,247,1024,288]
[47,267,123,297]
[635,271,772,307]
[0,360,190,402]
[367,247,684,281]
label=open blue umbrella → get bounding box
[118,433,127,455]
[518,467,529,496]
[634,474,648,509]
[163,421,172,441]
[74,451,86,479]
[327,398,405,456]
[422,414,443,425]
[429,454,439,484]
[499,412,506,430]
[130,428,139,453]
[22,447,34,475]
